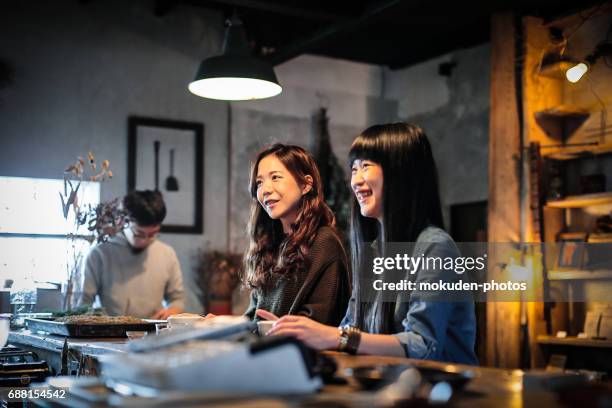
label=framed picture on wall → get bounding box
[127,116,204,234]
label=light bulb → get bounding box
[188,77,282,101]
[565,62,588,83]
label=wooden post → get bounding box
[487,12,521,368]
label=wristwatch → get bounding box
[337,325,361,355]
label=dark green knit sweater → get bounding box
[244,226,351,326]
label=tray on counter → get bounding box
[25,317,158,338]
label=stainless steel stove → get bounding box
[0,346,50,387]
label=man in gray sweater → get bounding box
[78,190,185,319]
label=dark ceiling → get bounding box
[180,0,605,69]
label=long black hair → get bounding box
[348,123,444,332]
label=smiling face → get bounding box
[256,154,312,233]
[351,159,384,222]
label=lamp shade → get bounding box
[188,17,282,101]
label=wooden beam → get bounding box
[154,0,176,17]
[266,0,401,66]
[487,12,522,369]
[192,0,353,21]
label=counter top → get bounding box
[8,329,128,356]
[326,352,564,407]
[8,330,606,407]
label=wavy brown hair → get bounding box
[244,144,336,291]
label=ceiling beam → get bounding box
[154,0,177,17]
[385,13,490,69]
[192,0,353,21]
[266,0,402,66]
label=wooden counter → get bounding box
[8,330,607,407]
[325,352,564,407]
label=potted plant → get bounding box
[196,249,242,315]
[60,152,126,310]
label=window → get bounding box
[0,177,100,284]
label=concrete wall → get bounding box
[0,0,491,313]
[228,55,398,254]
[228,46,492,249]
[384,44,491,226]
[0,0,228,312]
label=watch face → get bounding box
[338,327,350,350]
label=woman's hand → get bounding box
[167,312,199,317]
[266,315,339,350]
[255,309,279,321]
[151,307,183,320]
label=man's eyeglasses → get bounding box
[129,225,161,240]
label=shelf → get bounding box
[535,105,590,118]
[546,192,612,208]
[537,335,612,348]
[542,141,612,160]
[548,269,612,281]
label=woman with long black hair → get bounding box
[259,123,478,365]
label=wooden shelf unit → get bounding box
[535,105,590,118]
[541,141,612,160]
[548,269,612,281]
[537,335,612,349]
[523,12,612,372]
[545,192,612,209]
[533,142,612,343]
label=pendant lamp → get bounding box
[188,16,282,101]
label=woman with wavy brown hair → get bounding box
[242,143,350,326]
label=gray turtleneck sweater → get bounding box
[77,233,185,318]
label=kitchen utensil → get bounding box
[165,148,179,191]
[154,140,160,191]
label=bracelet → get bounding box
[337,326,349,352]
[337,325,361,355]
[346,326,361,355]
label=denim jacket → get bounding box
[340,226,478,365]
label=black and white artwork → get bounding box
[128,116,204,234]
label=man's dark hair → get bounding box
[123,190,167,226]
